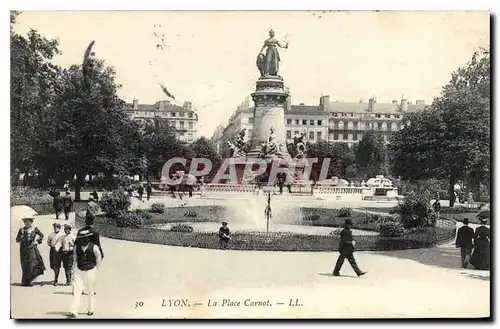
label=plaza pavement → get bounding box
[10,204,490,319]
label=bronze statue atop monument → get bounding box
[256,29,289,77]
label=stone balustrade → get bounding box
[204,183,371,195]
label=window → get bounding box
[294,131,299,135]
[249,117,254,124]
[385,114,390,118]
[302,120,307,125]
[295,119,300,125]
[179,132,185,136]
[171,112,176,117]
[348,133,353,140]
[309,120,315,126]
[309,131,314,140]
[169,120,175,126]
[334,132,339,140]
[358,133,363,140]
[350,113,354,117]
[347,121,353,130]
[339,121,344,129]
[396,115,400,119]
[318,120,323,126]
[392,122,398,131]
[334,121,339,129]
[378,122,383,130]
[317,131,322,140]
[287,119,292,125]
[353,122,358,130]
[339,133,343,140]
[188,112,193,118]
[353,132,358,141]
[342,113,347,117]
[286,131,292,139]
[343,133,348,140]
[188,122,193,130]
[180,112,185,117]
[381,122,387,131]
[359,122,365,130]
[333,113,338,117]
[179,121,185,129]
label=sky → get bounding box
[13,11,490,137]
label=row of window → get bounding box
[285,119,323,126]
[331,112,401,119]
[135,111,195,118]
[330,121,400,131]
[286,130,323,141]
[168,121,194,130]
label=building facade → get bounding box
[123,99,199,143]
[215,94,427,151]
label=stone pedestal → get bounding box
[247,76,290,160]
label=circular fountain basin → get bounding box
[148,222,378,236]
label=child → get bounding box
[219,222,231,250]
[61,224,76,285]
[47,223,64,285]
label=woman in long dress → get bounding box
[258,29,288,76]
[470,218,490,270]
[16,217,46,286]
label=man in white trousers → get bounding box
[67,229,102,318]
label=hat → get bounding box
[76,229,93,239]
[88,196,94,201]
[222,221,228,225]
[21,217,34,223]
[463,218,469,225]
[53,223,61,228]
[480,218,488,224]
[344,218,353,226]
[64,224,72,229]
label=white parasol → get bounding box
[11,205,38,226]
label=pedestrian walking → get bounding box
[67,229,103,318]
[61,224,76,285]
[47,223,65,286]
[137,184,144,201]
[16,218,45,286]
[90,190,99,203]
[470,218,490,270]
[63,180,70,193]
[219,222,231,250]
[333,218,366,277]
[277,178,284,195]
[146,181,152,201]
[52,191,63,220]
[455,218,474,268]
[433,199,441,221]
[62,191,74,220]
[85,197,99,223]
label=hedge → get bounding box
[75,211,456,252]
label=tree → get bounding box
[306,140,355,179]
[11,12,62,184]
[49,59,138,200]
[354,132,387,179]
[389,49,490,206]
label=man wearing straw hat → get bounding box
[68,229,102,318]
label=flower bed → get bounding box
[75,211,456,251]
[10,186,54,215]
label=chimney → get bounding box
[183,101,192,110]
[319,95,330,111]
[368,97,377,112]
[158,101,164,111]
[401,99,408,112]
[133,99,139,110]
[299,103,305,105]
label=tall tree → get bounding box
[354,132,387,179]
[11,12,62,184]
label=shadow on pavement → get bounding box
[54,291,72,295]
[460,272,490,281]
[318,273,357,278]
[373,244,462,269]
[11,280,54,287]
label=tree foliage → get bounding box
[354,132,388,179]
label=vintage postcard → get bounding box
[10,10,490,319]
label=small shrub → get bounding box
[115,211,143,228]
[150,202,166,214]
[184,210,198,218]
[338,207,352,218]
[100,188,131,218]
[392,192,434,228]
[378,221,406,237]
[170,224,194,233]
[445,205,468,213]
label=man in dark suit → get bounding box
[455,218,474,268]
[333,218,366,277]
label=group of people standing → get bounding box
[127,181,153,201]
[16,189,105,318]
